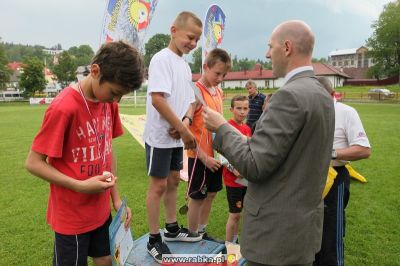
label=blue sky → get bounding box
[0,0,393,60]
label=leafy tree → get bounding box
[237,58,253,71]
[189,47,202,73]
[52,51,76,88]
[19,57,47,96]
[2,42,47,62]
[0,40,11,89]
[367,63,385,80]
[52,43,62,50]
[144,34,170,67]
[312,57,328,63]
[68,45,94,67]
[367,0,400,84]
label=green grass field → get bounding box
[0,102,399,265]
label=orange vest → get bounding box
[187,81,223,158]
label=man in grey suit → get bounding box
[202,20,335,265]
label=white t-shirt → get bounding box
[333,101,371,166]
[144,48,195,148]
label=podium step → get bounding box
[125,233,226,265]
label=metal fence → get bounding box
[119,91,400,108]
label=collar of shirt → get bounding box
[248,92,260,100]
[284,66,313,85]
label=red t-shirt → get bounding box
[31,87,123,234]
[222,119,252,188]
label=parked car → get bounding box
[368,88,395,100]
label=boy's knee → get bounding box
[149,178,168,195]
[167,171,181,188]
[206,192,217,200]
[230,213,241,222]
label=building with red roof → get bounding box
[192,62,349,89]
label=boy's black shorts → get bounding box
[188,157,223,200]
[53,215,112,266]
[145,143,183,178]
[226,186,247,213]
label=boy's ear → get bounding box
[90,64,101,79]
[202,64,208,72]
[230,107,233,112]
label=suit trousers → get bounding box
[314,166,350,266]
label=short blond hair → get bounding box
[173,11,202,29]
[245,80,257,88]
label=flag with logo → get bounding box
[100,0,159,49]
[202,4,226,64]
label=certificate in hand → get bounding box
[189,81,207,106]
[109,199,133,266]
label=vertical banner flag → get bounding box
[100,0,159,49]
[202,4,226,65]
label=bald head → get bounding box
[273,20,315,56]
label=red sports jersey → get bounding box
[222,119,252,188]
[32,87,123,234]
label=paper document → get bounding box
[189,81,207,106]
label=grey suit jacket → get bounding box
[213,70,335,265]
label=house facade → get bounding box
[192,63,349,89]
[328,46,374,69]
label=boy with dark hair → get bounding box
[186,48,231,241]
[223,95,252,244]
[25,41,144,266]
[143,11,202,263]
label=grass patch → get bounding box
[0,102,399,265]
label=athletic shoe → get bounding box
[200,231,225,244]
[147,241,171,264]
[164,227,202,242]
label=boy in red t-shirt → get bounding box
[223,95,252,244]
[25,41,144,266]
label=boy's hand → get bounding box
[113,201,132,230]
[169,118,191,139]
[168,127,181,139]
[77,174,116,194]
[203,156,222,172]
[179,127,196,150]
[233,169,241,177]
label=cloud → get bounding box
[309,0,392,19]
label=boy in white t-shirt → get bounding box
[143,11,202,263]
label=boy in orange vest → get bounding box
[186,48,231,240]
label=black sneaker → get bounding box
[147,241,171,264]
[200,231,225,244]
[164,227,202,242]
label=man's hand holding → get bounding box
[202,106,227,132]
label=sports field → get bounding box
[0,101,399,265]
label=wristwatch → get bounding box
[182,115,193,126]
[331,149,337,160]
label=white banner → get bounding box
[29,98,54,105]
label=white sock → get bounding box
[198,224,207,233]
[232,235,238,243]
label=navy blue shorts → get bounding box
[53,215,112,266]
[145,143,183,178]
